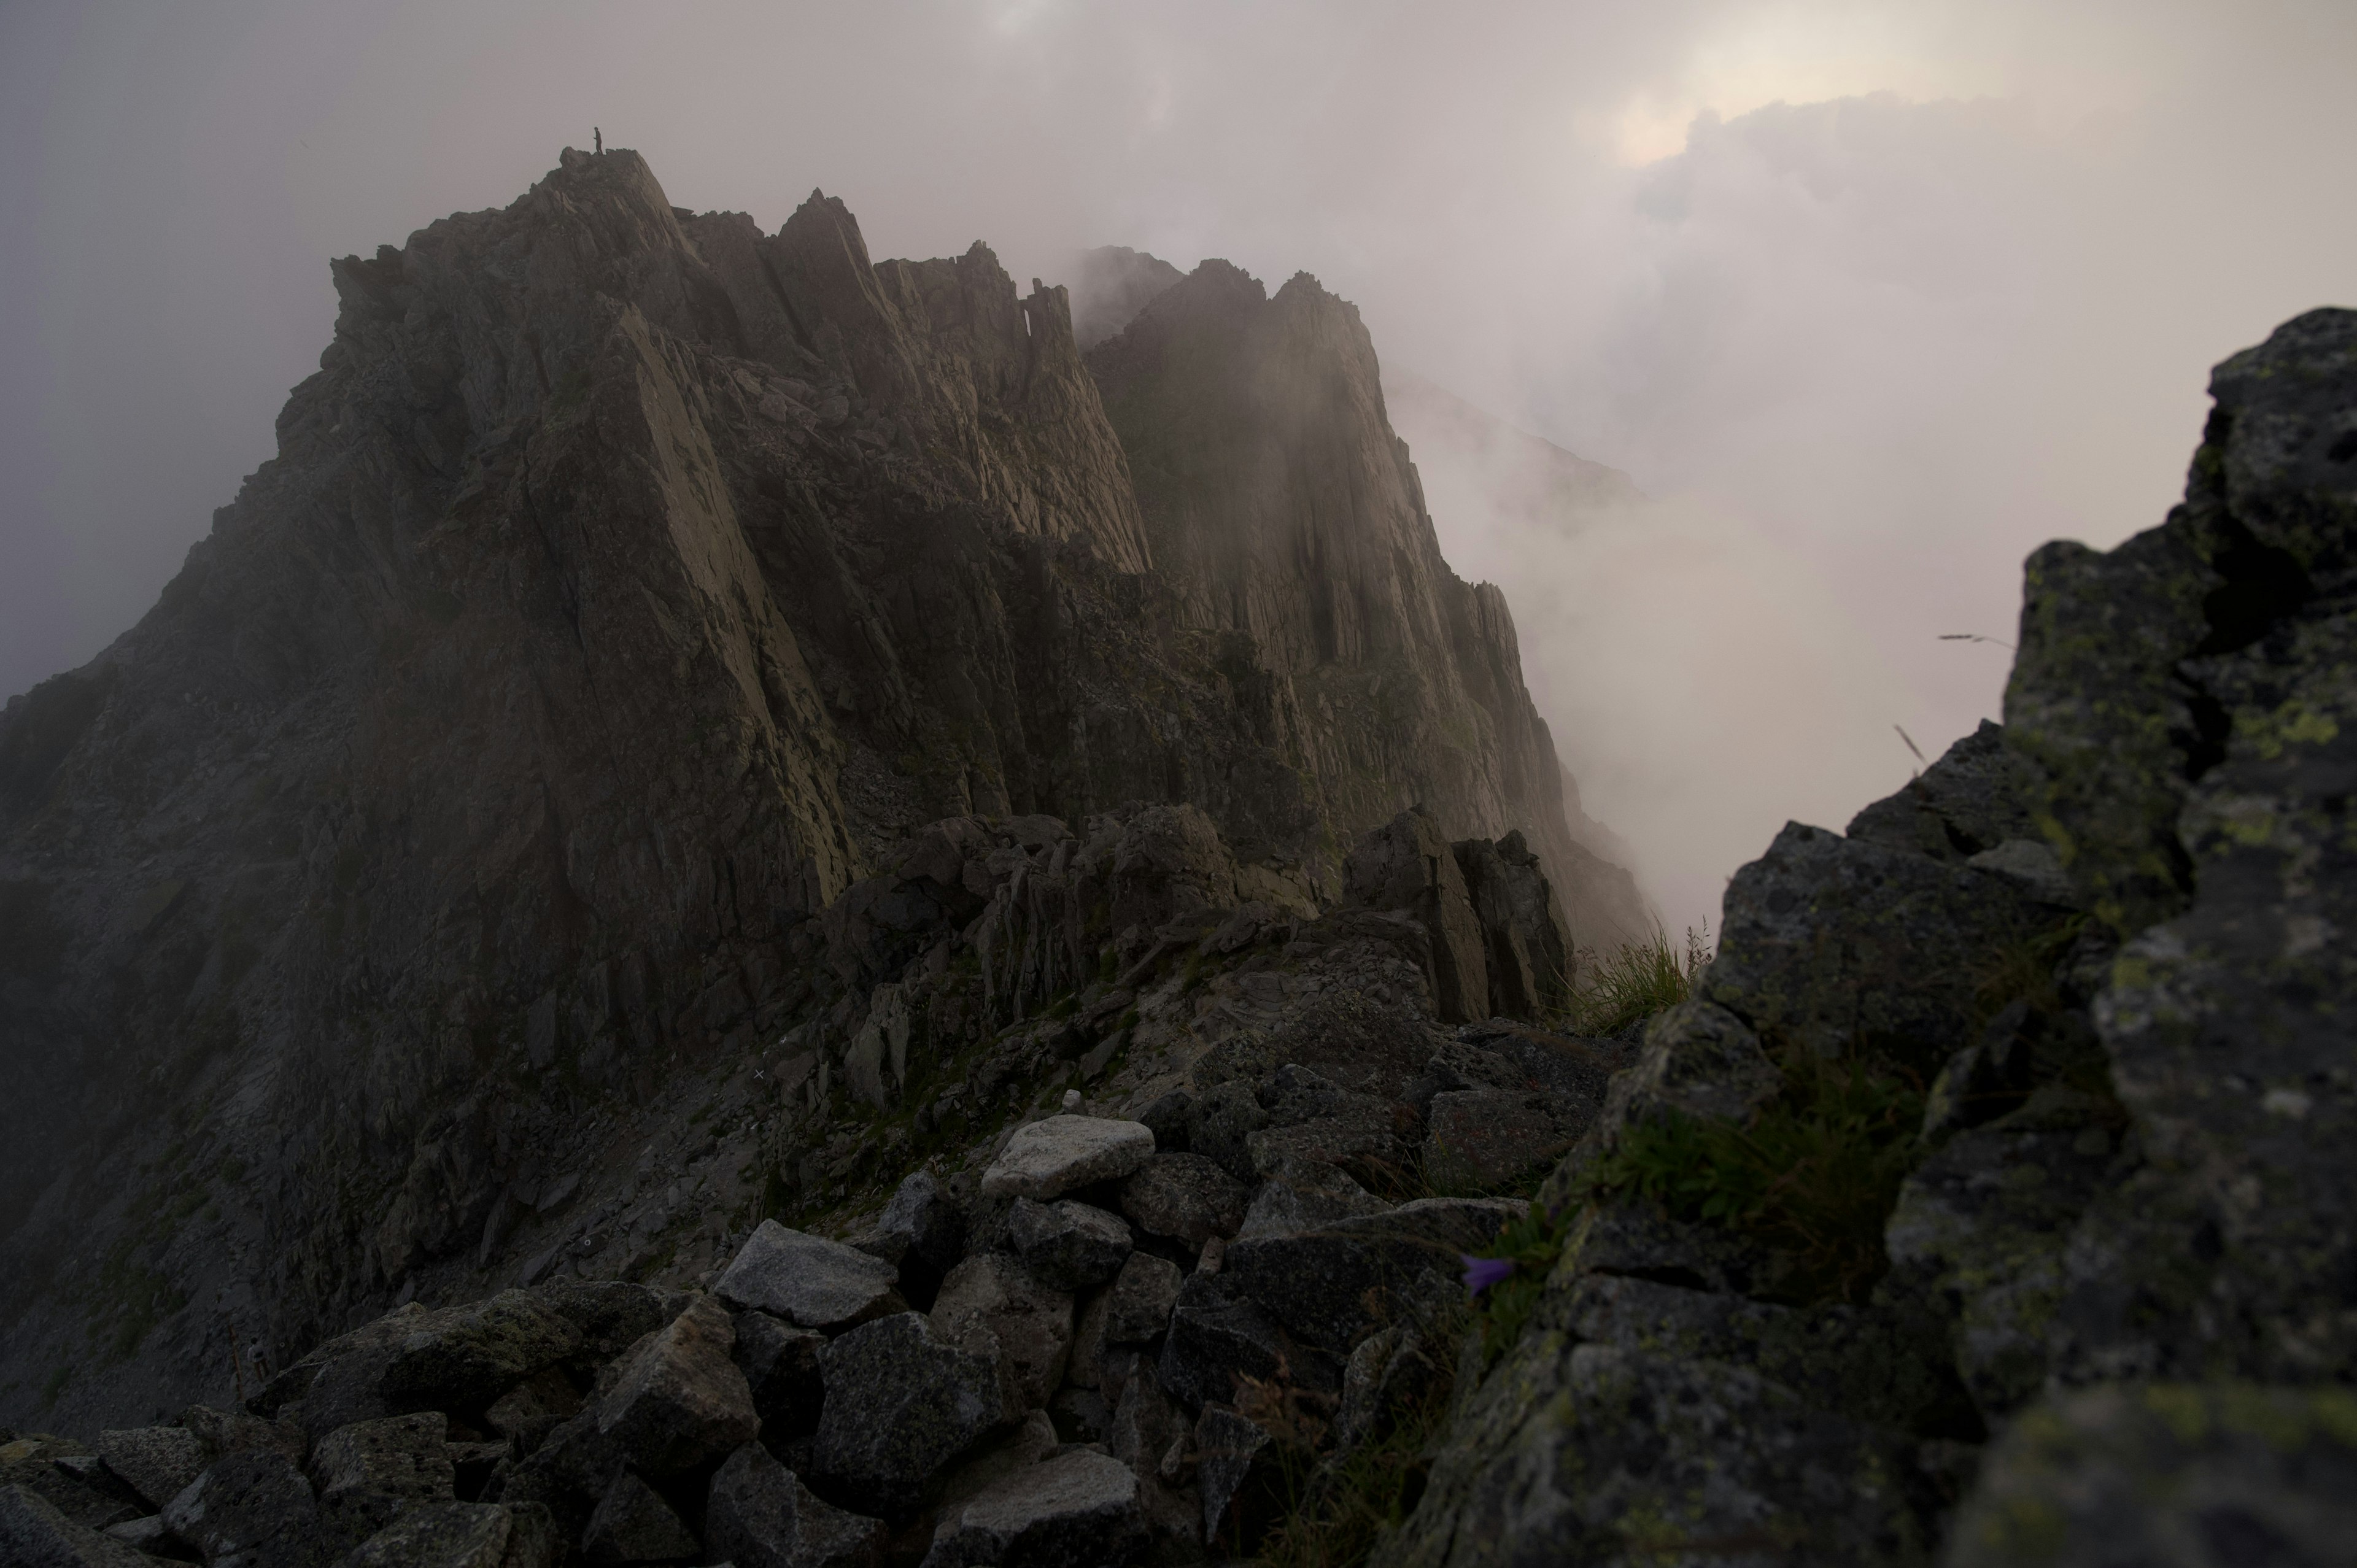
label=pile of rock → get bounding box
[3,1000,1622,1566]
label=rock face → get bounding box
[1379,308,2357,1564]
[0,145,1639,1433]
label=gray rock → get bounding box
[380,1291,582,1415]
[161,1450,337,1567]
[1115,1155,1249,1253]
[0,1483,150,1566]
[1178,1083,1267,1185]
[978,1116,1155,1201]
[1419,1087,1577,1193]
[811,1313,1004,1518]
[1192,1405,1279,1551]
[1844,718,2041,864]
[1104,1253,1184,1345]
[1220,1197,1518,1354]
[1234,1158,1390,1240]
[1947,1381,2357,1568]
[589,1295,760,1478]
[1242,1068,1411,1184]
[1329,1324,1449,1454]
[1004,1199,1132,1291]
[869,1170,966,1278]
[1342,808,1490,1024]
[102,1513,174,1552]
[703,1442,884,1568]
[714,1221,905,1332]
[96,1426,206,1512]
[340,1500,550,1567]
[482,1367,583,1455]
[179,1406,302,1468]
[929,1254,1075,1413]
[1154,1273,1336,1413]
[1452,830,1576,1020]
[919,1449,1142,1568]
[532,1281,691,1362]
[1065,1290,1114,1392]
[311,1412,455,1545]
[730,1310,827,1439]
[581,1470,697,1564]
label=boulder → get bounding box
[929,1254,1075,1413]
[1178,1083,1266,1185]
[1451,830,1574,1019]
[918,1449,1144,1568]
[1155,1273,1337,1413]
[1116,1156,1249,1252]
[714,1221,905,1332]
[1234,1159,1390,1240]
[1947,1381,2357,1568]
[868,1171,967,1278]
[1104,1253,1185,1345]
[978,1116,1155,1200]
[1242,1067,1411,1184]
[340,1500,557,1567]
[0,1484,150,1567]
[311,1412,456,1543]
[161,1450,338,1567]
[533,1281,692,1362]
[581,1470,699,1564]
[1004,1199,1133,1291]
[1220,1197,1519,1354]
[1420,1087,1578,1193]
[730,1310,827,1438]
[96,1426,206,1513]
[1193,1404,1281,1551]
[483,1367,584,1455]
[811,1313,1004,1518]
[704,1442,884,1568]
[179,1405,303,1468]
[380,1291,582,1415]
[0,1453,137,1535]
[589,1295,760,1478]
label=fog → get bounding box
[5,1,2352,932]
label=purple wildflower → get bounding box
[1461,1255,1515,1296]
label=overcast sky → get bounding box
[4,1,2352,932]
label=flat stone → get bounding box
[731,1310,827,1439]
[811,1311,1004,1518]
[714,1221,905,1331]
[919,1448,1143,1568]
[582,1469,698,1564]
[978,1116,1155,1200]
[1420,1088,1577,1193]
[590,1295,760,1478]
[1005,1198,1134,1291]
[930,1254,1075,1414]
[1117,1155,1250,1252]
[381,1291,582,1415]
[704,1442,884,1568]
[312,1411,455,1543]
[1104,1253,1184,1345]
[162,1450,338,1567]
[0,1483,150,1566]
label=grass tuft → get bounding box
[1560,924,1713,1037]
[1255,1362,1457,1567]
[1590,1046,1924,1303]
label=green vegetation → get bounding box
[1589,1046,1924,1303]
[1465,1200,1575,1361]
[1561,924,1713,1037]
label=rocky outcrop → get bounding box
[1379,307,2357,1565]
[0,148,1640,1435]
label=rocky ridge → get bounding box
[0,148,1645,1437]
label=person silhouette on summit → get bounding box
[594,126,602,155]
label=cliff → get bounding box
[0,149,1639,1437]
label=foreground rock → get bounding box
[813,1313,1004,1516]
[716,1222,906,1331]
[979,1118,1156,1200]
[920,1448,1143,1568]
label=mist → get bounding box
[5,0,2352,933]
